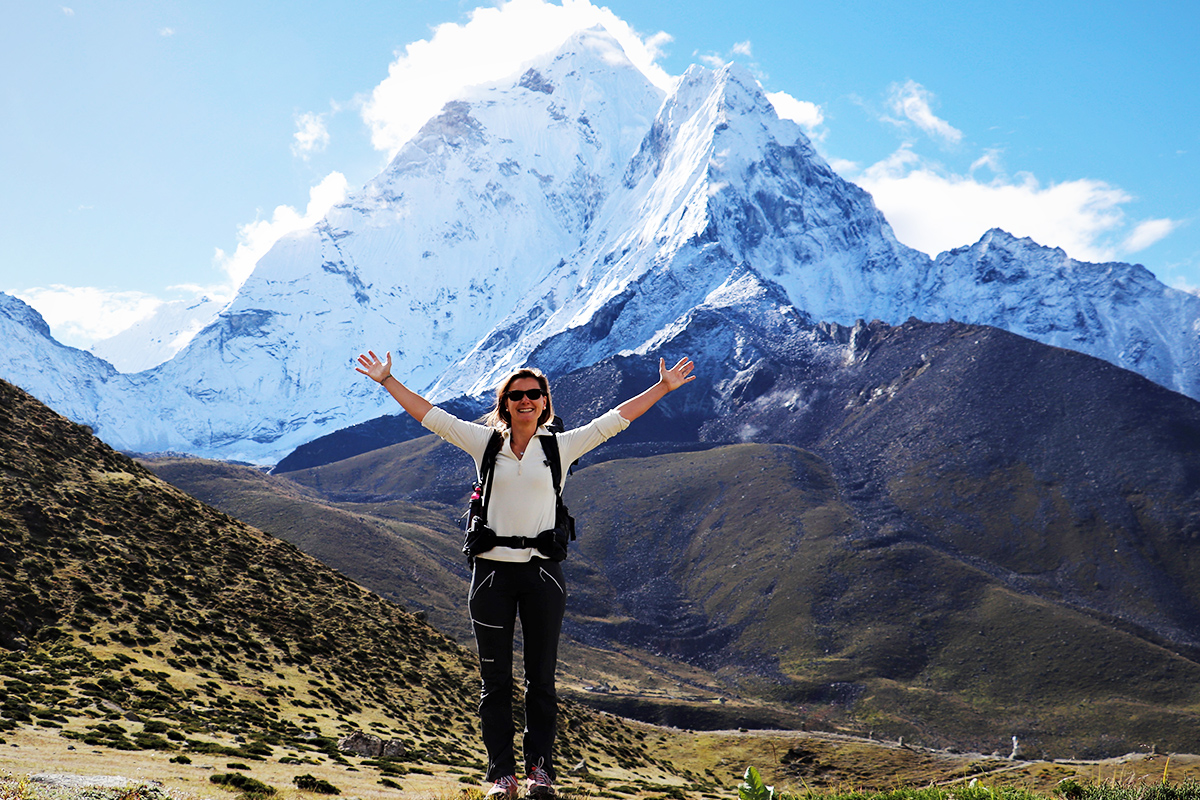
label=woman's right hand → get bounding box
[355,350,392,384]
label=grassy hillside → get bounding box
[141,455,471,639]
[567,443,1200,757]
[150,434,1200,759]
[0,378,685,794]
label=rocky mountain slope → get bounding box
[3,27,1199,462]
[152,313,1200,758]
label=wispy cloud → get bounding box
[16,173,349,350]
[12,286,166,348]
[766,91,824,131]
[159,27,175,37]
[885,80,963,146]
[291,111,330,160]
[213,171,349,290]
[853,145,1179,263]
[731,40,753,57]
[1121,218,1178,253]
[61,7,74,16]
[362,0,674,157]
[969,148,1004,174]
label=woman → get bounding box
[354,350,695,799]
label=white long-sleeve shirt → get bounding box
[422,406,631,562]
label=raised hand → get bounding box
[659,356,696,392]
[355,350,392,384]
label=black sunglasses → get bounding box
[505,388,545,402]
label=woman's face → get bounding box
[505,376,547,426]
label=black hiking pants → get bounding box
[468,558,566,782]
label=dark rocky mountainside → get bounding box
[160,316,1200,758]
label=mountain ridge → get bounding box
[2,27,1199,462]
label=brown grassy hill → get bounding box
[0,378,683,793]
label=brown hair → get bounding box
[485,367,554,429]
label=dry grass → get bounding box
[8,724,1200,800]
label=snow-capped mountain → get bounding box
[923,229,1200,398]
[89,294,225,373]
[427,60,932,398]
[0,293,132,435]
[3,26,1199,462]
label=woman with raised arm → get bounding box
[354,351,695,799]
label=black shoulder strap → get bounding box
[477,430,504,522]
[539,433,576,543]
[539,433,563,498]
[545,415,578,475]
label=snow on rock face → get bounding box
[426,61,932,399]
[4,28,1199,462]
[918,229,1200,398]
[0,293,135,445]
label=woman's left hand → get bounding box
[659,356,696,392]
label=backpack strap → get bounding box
[476,430,505,525]
[538,433,575,542]
[539,433,563,499]
[546,415,579,475]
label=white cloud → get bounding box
[644,30,673,58]
[291,111,330,159]
[886,80,963,146]
[13,286,166,348]
[15,173,351,350]
[969,148,1004,175]
[766,91,824,131]
[827,157,860,175]
[61,7,74,16]
[361,0,675,157]
[1121,218,1178,253]
[855,145,1179,263]
[731,40,753,57]
[214,171,349,290]
[159,27,175,37]
[1172,276,1200,297]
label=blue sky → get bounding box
[3,0,1197,349]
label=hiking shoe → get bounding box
[486,775,521,799]
[526,765,556,798]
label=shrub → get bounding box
[209,773,275,795]
[133,733,173,750]
[293,774,341,795]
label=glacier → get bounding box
[2,25,1198,463]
